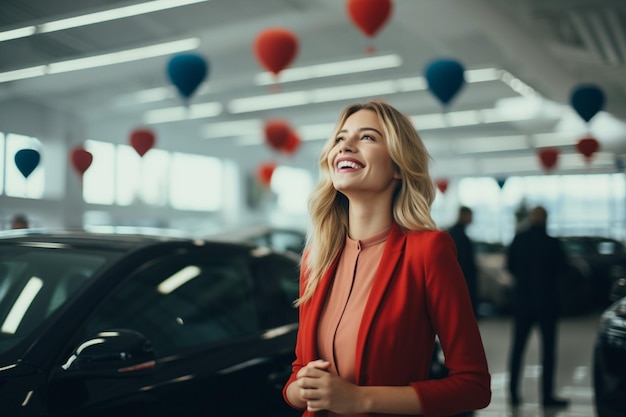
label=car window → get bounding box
[250,253,299,329]
[81,251,259,358]
[0,249,107,355]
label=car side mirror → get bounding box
[61,329,156,377]
[609,278,626,302]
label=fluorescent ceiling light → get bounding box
[0,38,199,83]
[312,80,396,102]
[228,91,310,113]
[532,132,578,147]
[410,114,447,130]
[455,135,529,153]
[464,68,501,83]
[396,76,427,92]
[48,38,200,73]
[0,66,47,83]
[255,54,402,85]
[0,26,36,42]
[143,102,222,124]
[232,67,513,114]
[499,70,539,97]
[0,0,210,41]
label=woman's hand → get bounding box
[296,359,365,414]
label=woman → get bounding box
[282,101,491,417]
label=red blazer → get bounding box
[283,224,491,417]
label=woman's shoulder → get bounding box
[403,228,450,241]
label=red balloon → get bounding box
[130,128,156,157]
[576,136,600,163]
[281,132,301,155]
[257,162,277,187]
[538,148,559,172]
[70,146,93,176]
[435,179,448,194]
[254,28,299,75]
[264,120,292,151]
[347,0,393,37]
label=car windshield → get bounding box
[0,245,115,356]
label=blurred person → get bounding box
[282,101,491,417]
[506,205,569,409]
[11,213,29,230]
[447,206,479,318]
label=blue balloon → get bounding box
[166,53,209,101]
[570,84,605,122]
[14,149,40,179]
[424,59,465,107]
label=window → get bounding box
[83,140,224,211]
[271,166,312,214]
[116,145,169,206]
[4,134,44,199]
[169,153,222,211]
[83,140,115,205]
[452,174,626,243]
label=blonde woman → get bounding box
[283,101,491,417]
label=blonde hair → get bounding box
[296,101,436,305]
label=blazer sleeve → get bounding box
[411,231,491,416]
[282,256,308,410]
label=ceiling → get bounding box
[1,0,626,180]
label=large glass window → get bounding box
[4,134,44,199]
[454,174,626,243]
[116,145,169,206]
[169,153,222,211]
[271,166,312,214]
[83,140,115,205]
[83,141,223,211]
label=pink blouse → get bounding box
[317,227,391,414]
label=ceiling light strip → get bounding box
[0,0,210,41]
[255,54,402,85]
[0,38,199,82]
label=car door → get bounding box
[46,244,298,417]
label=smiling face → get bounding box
[327,109,400,200]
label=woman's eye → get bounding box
[334,136,345,143]
[361,135,375,141]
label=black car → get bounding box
[593,278,626,417]
[559,236,626,308]
[0,231,301,417]
[474,240,594,316]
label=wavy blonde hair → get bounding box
[296,101,437,305]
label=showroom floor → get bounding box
[476,311,601,417]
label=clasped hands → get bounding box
[295,359,364,413]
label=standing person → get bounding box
[447,206,479,317]
[282,101,491,417]
[506,205,569,408]
[10,213,29,229]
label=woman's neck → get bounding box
[347,200,393,241]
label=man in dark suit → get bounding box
[506,205,569,409]
[448,206,479,317]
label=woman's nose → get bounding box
[338,135,357,152]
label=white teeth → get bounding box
[337,161,362,169]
